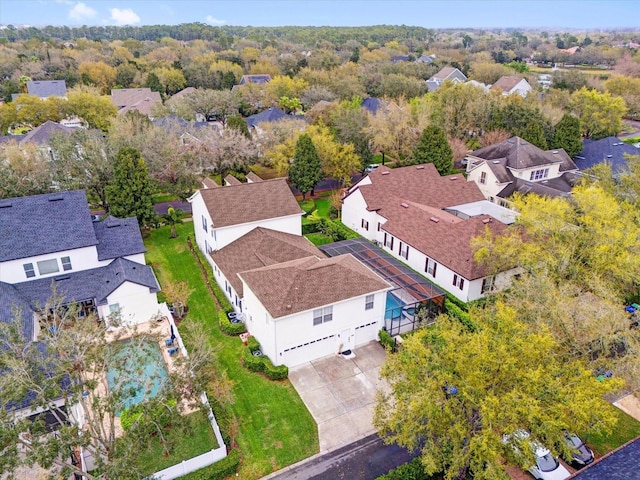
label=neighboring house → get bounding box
[361,97,382,114]
[244,107,290,130]
[188,177,304,254]
[239,250,391,367]
[490,76,532,96]
[223,175,242,186]
[466,79,490,92]
[465,136,580,206]
[238,74,272,86]
[391,55,411,64]
[111,88,162,117]
[0,190,161,332]
[570,435,640,479]
[2,120,76,149]
[574,136,640,177]
[415,54,436,64]
[246,172,263,183]
[426,66,467,92]
[537,73,553,90]
[560,46,581,55]
[11,80,67,101]
[342,163,517,302]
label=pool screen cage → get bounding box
[319,238,445,337]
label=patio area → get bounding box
[288,341,389,452]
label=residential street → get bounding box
[261,433,419,480]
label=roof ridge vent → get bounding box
[48,196,64,202]
[449,176,458,180]
[381,171,390,175]
[416,165,425,170]
[430,217,440,223]
[552,150,559,154]
[482,218,492,224]
[492,160,500,164]
[0,202,12,208]
[401,202,409,208]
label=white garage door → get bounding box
[354,321,379,345]
[280,334,337,367]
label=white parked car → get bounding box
[364,164,380,173]
[503,430,571,480]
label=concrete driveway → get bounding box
[288,341,389,452]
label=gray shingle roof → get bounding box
[570,436,640,479]
[245,107,289,128]
[26,80,67,98]
[0,282,35,341]
[12,257,159,309]
[0,190,98,262]
[575,137,640,175]
[361,97,382,114]
[19,121,76,146]
[239,75,272,85]
[93,216,146,261]
[471,137,574,171]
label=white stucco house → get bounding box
[465,136,580,206]
[239,251,391,367]
[188,177,304,255]
[490,76,532,97]
[0,190,160,331]
[342,163,518,303]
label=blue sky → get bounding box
[0,0,638,29]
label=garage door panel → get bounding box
[280,334,337,367]
[355,322,379,345]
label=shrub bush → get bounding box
[318,218,359,241]
[180,448,241,480]
[242,346,264,372]
[378,329,396,351]
[218,310,247,336]
[376,457,437,480]
[302,221,322,234]
[262,356,289,380]
[120,407,142,431]
[246,336,261,353]
[444,299,476,332]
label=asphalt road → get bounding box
[262,433,419,480]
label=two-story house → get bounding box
[465,136,580,206]
[0,190,161,333]
[342,163,518,302]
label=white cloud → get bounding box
[109,7,140,25]
[205,15,226,26]
[68,2,97,21]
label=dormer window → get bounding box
[61,256,72,271]
[23,263,36,278]
[530,168,549,181]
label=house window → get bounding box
[23,263,36,278]
[109,303,120,315]
[452,274,464,290]
[529,168,549,181]
[479,171,487,184]
[313,306,333,325]
[384,233,394,250]
[202,215,208,232]
[425,258,437,277]
[377,222,382,231]
[481,276,495,294]
[37,259,59,275]
[61,256,72,271]
[365,294,374,310]
[361,219,369,231]
[399,242,409,260]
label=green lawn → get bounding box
[588,403,640,456]
[305,232,333,246]
[314,198,331,218]
[144,222,319,479]
[153,193,180,203]
[136,410,219,476]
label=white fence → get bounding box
[147,305,228,480]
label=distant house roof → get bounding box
[391,55,410,64]
[574,137,640,176]
[246,172,263,183]
[238,254,390,319]
[0,134,26,145]
[196,178,303,229]
[429,66,467,83]
[201,177,220,189]
[238,74,272,86]
[26,80,67,98]
[17,120,76,146]
[415,54,436,64]
[0,190,98,262]
[152,115,190,129]
[211,227,322,297]
[93,216,145,261]
[570,436,640,479]
[12,257,159,308]
[561,46,581,54]
[244,107,289,128]
[111,88,162,116]
[169,87,196,101]
[224,174,242,186]
[466,80,490,91]
[490,76,531,95]
[361,97,382,114]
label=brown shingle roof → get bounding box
[246,172,263,183]
[238,254,391,319]
[432,66,457,80]
[199,178,303,228]
[201,177,219,189]
[210,227,322,296]
[353,163,485,213]
[111,88,162,111]
[490,75,525,93]
[224,174,242,186]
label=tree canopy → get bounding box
[411,125,454,174]
[288,133,322,200]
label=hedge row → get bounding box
[378,329,395,351]
[218,310,247,336]
[444,299,476,332]
[180,447,241,480]
[376,458,439,480]
[318,218,360,241]
[241,343,289,380]
[188,236,233,312]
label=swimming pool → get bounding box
[106,339,169,415]
[385,292,406,320]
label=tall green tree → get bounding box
[375,306,621,480]
[551,114,583,158]
[288,133,322,200]
[162,205,185,238]
[570,87,627,139]
[411,125,454,174]
[106,147,156,228]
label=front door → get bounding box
[338,329,354,353]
